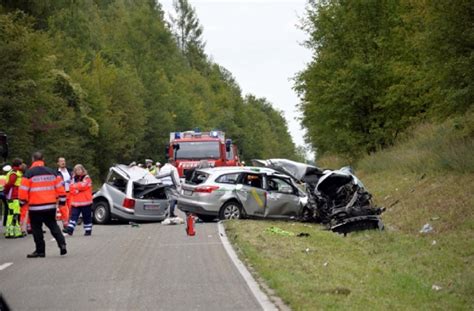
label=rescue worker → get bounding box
[56,157,72,232]
[66,164,93,236]
[145,159,157,176]
[18,163,30,234]
[0,165,10,231]
[159,159,181,218]
[4,158,24,238]
[19,152,67,258]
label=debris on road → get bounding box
[129,222,140,228]
[161,217,184,225]
[432,284,442,291]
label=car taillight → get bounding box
[194,185,220,193]
[123,198,135,209]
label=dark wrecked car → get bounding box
[92,164,172,224]
[252,159,384,234]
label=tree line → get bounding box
[295,0,473,159]
[0,0,300,179]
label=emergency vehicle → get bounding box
[167,130,240,177]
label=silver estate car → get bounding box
[92,165,171,224]
[178,166,308,221]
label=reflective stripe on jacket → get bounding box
[4,169,22,200]
[19,161,66,212]
[69,175,93,208]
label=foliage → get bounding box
[296,0,473,158]
[0,1,298,179]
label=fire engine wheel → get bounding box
[219,201,242,220]
[93,201,110,224]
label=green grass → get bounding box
[225,117,474,310]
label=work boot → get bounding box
[27,251,45,258]
[84,231,91,236]
[59,245,67,256]
[62,227,69,234]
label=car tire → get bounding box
[219,201,243,220]
[196,214,217,222]
[93,201,111,224]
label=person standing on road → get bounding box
[19,152,67,258]
[159,159,181,218]
[56,157,73,232]
[66,164,93,236]
[0,165,10,231]
[4,158,25,238]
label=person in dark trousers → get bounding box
[66,164,93,236]
[19,152,67,258]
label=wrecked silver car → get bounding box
[92,165,171,223]
[252,159,384,234]
[178,166,308,221]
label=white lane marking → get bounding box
[217,222,277,311]
[0,262,13,271]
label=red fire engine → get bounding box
[166,130,240,177]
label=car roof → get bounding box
[197,166,287,177]
[113,164,160,183]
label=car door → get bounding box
[264,175,300,218]
[235,172,266,217]
[105,169,128,212]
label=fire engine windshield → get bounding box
[175,141,220,159]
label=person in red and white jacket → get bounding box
[66,164,93,236]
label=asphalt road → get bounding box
[0,216,262,311]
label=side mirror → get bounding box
[225,139,232,152]
[235,184,243,190]
[165,146,170,160]
[173,143,180,150]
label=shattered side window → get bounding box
[215,173,240,184]
[189,171,209,185]
[267,176,295,194]
[241,173,263,189]
[106,170,127,193]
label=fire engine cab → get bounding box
[166,130,240,177]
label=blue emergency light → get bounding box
[174,132,181,139]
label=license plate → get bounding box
[184,190,193,196]
[144,204,160,210]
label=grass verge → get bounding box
[225,118,473,310]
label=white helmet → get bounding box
[2,165,12,172]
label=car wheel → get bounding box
[196,214,217,222]
[219,201,242,220]
[93,201,110,224]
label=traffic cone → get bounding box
[186,213,195,236]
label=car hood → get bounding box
[251,159,323,181]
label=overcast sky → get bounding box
[160,0,312,151]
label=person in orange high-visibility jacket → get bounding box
[19,152,67,258]
[66,164,93,236]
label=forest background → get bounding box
[1,0,472,179]
[0,0,300,179]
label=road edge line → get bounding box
[217,221,277,311]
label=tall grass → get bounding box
[357,116,474,175]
